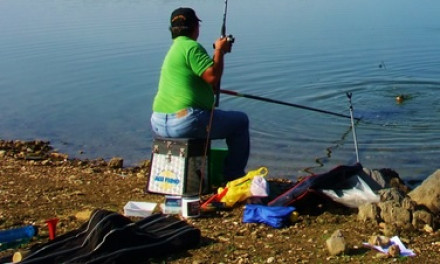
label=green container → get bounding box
[209,148,228,187]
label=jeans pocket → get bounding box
[167,110,198,137]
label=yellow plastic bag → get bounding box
[218,167,268,207]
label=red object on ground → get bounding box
[45,218,59,240]
[201,187,228,209]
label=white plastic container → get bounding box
[123,201,157,217]
[161,195,182,214]
[165,195,182,207]
[181,195,200,218]
[160,203,181,215]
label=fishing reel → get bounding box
[222,34,234,53]
[212,34,235,52]
[225,34,235,44]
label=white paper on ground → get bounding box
[362,236,416,257]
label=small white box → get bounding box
[160,203,181,215]
[165,195,182,207]
[123,201,157,217]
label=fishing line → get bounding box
[302,121,356,175]
[303,92,362,174]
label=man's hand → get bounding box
[214,37,232,54]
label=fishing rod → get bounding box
[214,0,234,107]
[200,1,235,195]
[221,89,360,120]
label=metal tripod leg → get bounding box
[346,92,360,163]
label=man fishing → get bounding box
[150,7,250,182]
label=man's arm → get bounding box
[201,37,230,85]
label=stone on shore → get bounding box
[108,157,124,168]
[326,229,347,256]
[357,185,436,232]
[357,203,379,223]
[408,169,440,214]
[50,152,69,160]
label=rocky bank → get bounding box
[1,139,440,263]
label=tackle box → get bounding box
[147,138,209,196]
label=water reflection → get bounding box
[0,0,439,181]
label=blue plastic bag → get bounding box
[242,204,295,228]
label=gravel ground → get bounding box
[1,140,440,263]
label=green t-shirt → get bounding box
[153,36,214,113]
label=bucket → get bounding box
[181,195,200,218]
[209,148,228,187]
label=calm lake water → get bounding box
[1,0,439,181]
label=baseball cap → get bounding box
[170,7,201,28]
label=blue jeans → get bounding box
[151,107,249,181]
